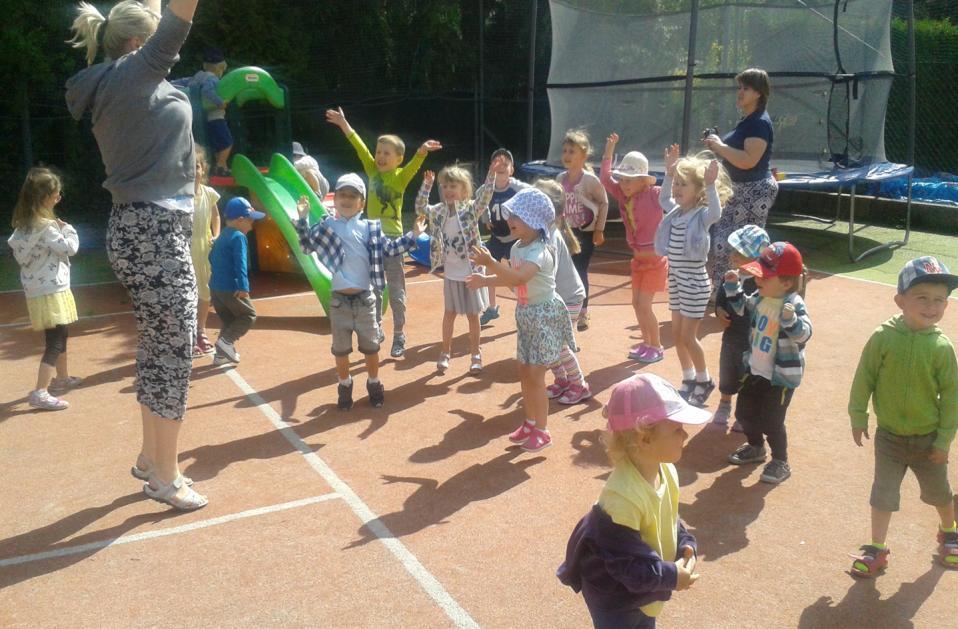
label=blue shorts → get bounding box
[206,119,233,153]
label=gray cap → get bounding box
[291,141,306,157]
[335,173,366,198]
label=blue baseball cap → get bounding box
[897,256,958,294]
[727,225,770,259]
[224,197,265,221]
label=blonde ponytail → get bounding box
[68,1,160,66]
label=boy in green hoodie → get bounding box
[848,256,958,576]
[326,106,442,359]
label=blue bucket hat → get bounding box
[727,224,770,260]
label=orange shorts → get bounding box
[630,254,668,294]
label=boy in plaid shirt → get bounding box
[295,173,425,410]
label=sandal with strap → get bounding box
[849,544,889,578]
[143,476,208,511]
[938,530,958,569]
[469,354,483,374]
[131,465,194,486]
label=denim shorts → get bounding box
[329,291,380,356]
[870,427,953,512]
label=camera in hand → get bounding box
[701,127,719,139]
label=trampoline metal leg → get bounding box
[847,176,912,262]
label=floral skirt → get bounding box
[515,295,577,365]
[26,290,78,331]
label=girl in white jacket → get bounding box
[8,167,81,411]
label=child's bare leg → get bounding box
[684,317,706,373]
[215,146,232,170]
[197,298,211,337]
[442,310,456,355]
[335,355,351,381]
[935,500,957,529]
[365,352,380,380]
[671,312,691,371]
[467,313,481,355]
[635,290,660,347]
[522,364,549,430]
[35,362,56,392]
[870,507,893,545]
[488,284,497,309]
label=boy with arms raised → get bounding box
[326,107,441,358]
[848,257,958,576]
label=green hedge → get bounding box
[886,18,958,173]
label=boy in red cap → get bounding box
[722,242,813,484]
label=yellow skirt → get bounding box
[26,290,78,331]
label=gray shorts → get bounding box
[870,427,953,512]
[329,291,380,356]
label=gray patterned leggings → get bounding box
[107,203,197,420]
[708,176,779,290]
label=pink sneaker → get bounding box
[546,378,570,399]
[521,428,552,453]
[558,383,592,405]
[508,420,535,444]
[637,346,664,364]
[627,344,649,361]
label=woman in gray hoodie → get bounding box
[65,0,205,511]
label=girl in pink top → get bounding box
[601,133,668,364]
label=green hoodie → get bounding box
[848,315,958,452]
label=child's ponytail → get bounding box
[533,178,581,255]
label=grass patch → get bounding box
[0,250,115,292]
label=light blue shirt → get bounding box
[328,214,372,292]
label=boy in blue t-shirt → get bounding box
[477,148,528,325]
[209,197,264,365]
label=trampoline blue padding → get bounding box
[778,162,913,191]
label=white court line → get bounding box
[222,367,480,629]
[0,493,339,568]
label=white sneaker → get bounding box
[214,337,240,362]
[437,353,450,372]
[29,390,69,411]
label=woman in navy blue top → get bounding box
[703,68,778,292]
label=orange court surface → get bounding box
[2,246,957,628]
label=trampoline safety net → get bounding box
[546,0,897,175]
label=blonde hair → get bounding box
[602,427,655,466]
[533,178,580,255]
[377,134,406,157]
[563,129,594,174]
[673,152,734,207]
[195,145,210,186]
[12,167,62,230]
[67,0,160,66]
[438,165,474,200]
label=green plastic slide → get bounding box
[231,153,333,314]
[216,66,285,108]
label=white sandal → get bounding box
[437,353,450,373]
[143,476,208,511]
[469,354,482,374]
[131,455,193,486]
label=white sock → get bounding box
[340,376,352,386]
[368,377,380,385]
[682,368,695,381]
[696,370,710,383]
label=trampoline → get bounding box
[532,0,917,262]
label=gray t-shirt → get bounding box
[550,227,586,305]
[66,10,194,204]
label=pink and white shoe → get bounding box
[627,344,649,361]
[521,428,552,453]
[508,420,536,444]
[558,383,592,405]
[637,346,664,364]
[546,378,570,399]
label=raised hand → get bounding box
[296,194,311,220]
[488,155,507,177]
[664,143,681,175]
[412,214,427,237]
[325,107,347,129]
[604,132,619,159]
[423,170,435,186]
[705,159,719,186]
[419,139,443,155]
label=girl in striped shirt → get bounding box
[654,145,733,406]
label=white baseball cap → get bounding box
[335,173,366,198]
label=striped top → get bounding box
[666,212,704,268]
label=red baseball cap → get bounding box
[740,242,803,279]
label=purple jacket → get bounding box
[557,505,696,614]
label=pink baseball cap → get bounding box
[606,374,711,432]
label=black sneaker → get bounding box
[390,334,406,358]
[728,443,767,465]
[678,379,696,401]
[688,379,716,408]
[367,380,385,408]
[337,381,354,410]
[760,459,791,484]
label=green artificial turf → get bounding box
[0,250,116,293]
